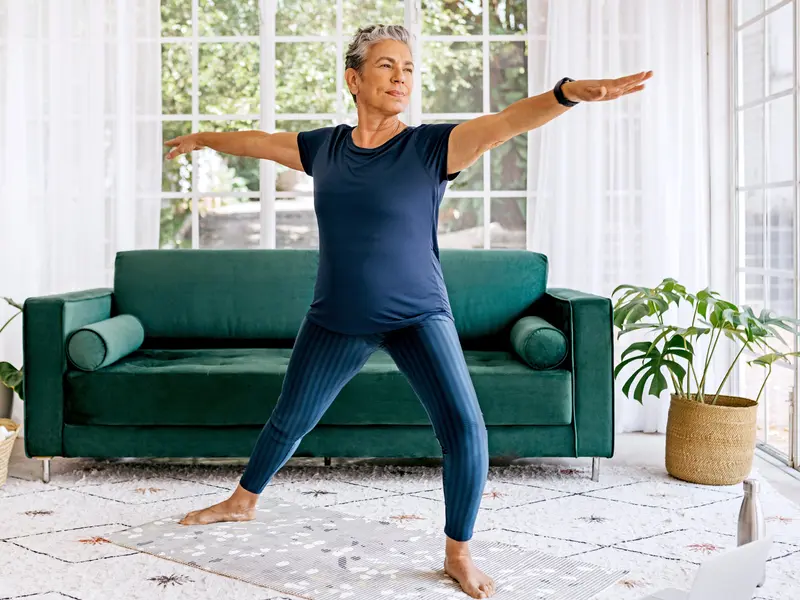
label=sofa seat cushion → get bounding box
[64,348,573,427]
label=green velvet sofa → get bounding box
[22,249,615,483]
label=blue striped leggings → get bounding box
[239,313,489,542]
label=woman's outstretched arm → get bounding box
[164,130,304,172]
[446,70,653,176]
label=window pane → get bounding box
[738,0,763,24]
[276,43,337,114]
[767,2,794,95]
[160,198,192,249]
[162,0,192,37]
[343,0,404,37]
[491,197,526,249]
[738,18,765,106]
[162,121,193,193]
[199,197,261,248]
[199,43,260,114]
[423,119,483,191]
[198,120,260,192]
[422,0,481,35]
[743,272,765,313]
[743,189,764,268]
[739,105,764,186]
[277,197,319,249]
[422,42,483,114]
[490,42,527,113]
[490,0,528,35]
[199,0,259,36]
[491,135,527,191]
[767,187,795,271]
[162,43,192,114]
[765,362,794,457]
[438,198,484,249]
[767,95,794,183]
[767,277,798,368]
[741,358,767,443]
[274,120,332,192]
[277,0,336,36]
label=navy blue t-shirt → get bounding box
[296,123,461,335]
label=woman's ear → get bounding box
[345,67,360,97]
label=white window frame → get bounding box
[158,0,541,251]
[731,0,800,469]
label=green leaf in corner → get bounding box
[0,361,23,400]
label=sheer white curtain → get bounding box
[0,0,162,428]
[532,0,710,433]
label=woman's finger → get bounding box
[621,84,646,96]
[615,71,651,86]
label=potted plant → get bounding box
[612,278,799,485]
[0,297,24,419]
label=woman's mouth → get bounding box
[387,91,405,97]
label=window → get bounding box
[158,0,545,251]
[733,0,798,464]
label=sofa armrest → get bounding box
[532,288,614,458]
[23,288,113,457]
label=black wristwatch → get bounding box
[553,77,578,107]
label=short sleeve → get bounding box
[296,127,335,176]
[413,123,460,183]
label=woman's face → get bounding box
[347,39,413,114]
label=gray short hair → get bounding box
[345,24,413,106]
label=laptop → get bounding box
[640,537,773,600]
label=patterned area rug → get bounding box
[1,459,799,600]
[106,496,626,599]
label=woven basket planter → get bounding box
[665,393,758,486]
[0,418,19,487]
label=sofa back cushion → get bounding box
[113,249,548,348]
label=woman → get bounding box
[165,24,651,599]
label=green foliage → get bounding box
[0,297,23,401]
[613,278,800,406]
[160,0,532,245]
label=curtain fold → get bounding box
[532,0,710,433]
[0,0,162,427]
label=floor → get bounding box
[7,432,800,502]
[3,432,800,600]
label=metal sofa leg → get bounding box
[324,457,331,467]
[591,457,600,482]
[35,457,52,483]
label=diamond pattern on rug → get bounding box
[7,524,136,563]
[105,495,627,600]
[411,479,569,511]
[483,494,678,545]
[4,460,800,599]
[614,529,800,564]
[583,479,737,509]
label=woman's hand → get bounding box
[164,133,207,160]
[563,71,653,103]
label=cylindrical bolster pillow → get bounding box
[510,316,568,370]
[66,315,145,372]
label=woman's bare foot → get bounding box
[179,484,258,526]
[444,537,496,598]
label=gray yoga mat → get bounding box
[106,495,626,599]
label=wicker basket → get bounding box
[665,393,758,486]
[0,418,20,487]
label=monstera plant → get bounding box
[612,278,799,485]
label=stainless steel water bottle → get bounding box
[737,478,766,587]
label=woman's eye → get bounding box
[405,68,413,73]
